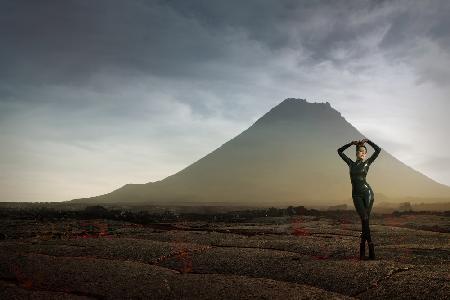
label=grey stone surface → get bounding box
[0,215,448,299]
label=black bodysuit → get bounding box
[337,140,381,242]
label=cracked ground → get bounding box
[0,214,449,299]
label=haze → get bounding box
[1,0,449,202]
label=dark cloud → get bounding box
[1,0,232,87]
[162,0,387,61]
[2,0,449,90]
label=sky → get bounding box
[1,0,450,202]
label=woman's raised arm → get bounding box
[365,139,381,166]
[337,141,354,166]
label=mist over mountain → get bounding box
[69,98,450,206]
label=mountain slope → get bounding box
[69,98,450,206]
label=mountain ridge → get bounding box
[68,98,450,206]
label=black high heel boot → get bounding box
[368,242,375,260]
[360,241,366,260]
[359,232,366,260]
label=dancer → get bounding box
[337,138,381,260]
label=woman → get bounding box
[337,138,381,260]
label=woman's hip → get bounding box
[352,184,372,195]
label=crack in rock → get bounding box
[351,266,414,297]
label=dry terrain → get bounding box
[0,211,449,299]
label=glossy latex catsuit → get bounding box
[337,139,381,258]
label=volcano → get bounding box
[69,98,450,206]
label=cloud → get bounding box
[1,0,449,201]
[0,1,445,85]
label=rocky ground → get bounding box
[0,213,449,299]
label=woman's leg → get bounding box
[364,188,375,216]
[353,194,367,240]
[363,188,376,259]
[353,194,366,220]
[362,189,373,242]
[353,194,367,259]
